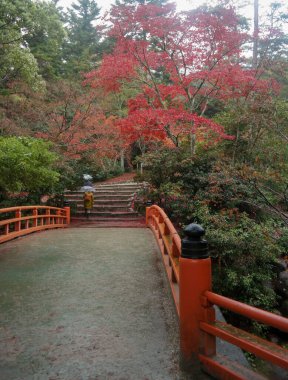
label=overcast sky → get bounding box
[57,0,287,28]
[57,0,201,14]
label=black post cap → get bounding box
[181,223,209,259]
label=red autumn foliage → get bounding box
[35,84,125,160]
[85,3,278,148]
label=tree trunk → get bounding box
[190,133,196,155]
[120,150,125,171]
[253,0,259,68]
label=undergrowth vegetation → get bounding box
[135,145,288,329]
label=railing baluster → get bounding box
[56,209,61,224]
[33,208,38,227]
[15,209,21,232]
[171,268,177,283]
[64,207,70,225]
[146,206,151,226]
[45,208,50,225]
[172,239,180,258]
[164,222,170,235]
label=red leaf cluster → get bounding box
[84,3,278,147]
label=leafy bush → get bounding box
[139,146,285,317]
[62,158,124,191]
[0,136,59,194]
[192,203,280,310]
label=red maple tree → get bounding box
[85,3,278,150]
[36,83,124,162]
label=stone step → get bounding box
[66,199,131,206]
[65,181,143,219]
[95,199,132,204]
[75,211,139,218]
[66,190,137,196]
[95,182,142,187]
[94,194,133,198]
[77,205,131,212]
[71,216,144,222]
[70,221,146,228]
[65,195,133,200]
[96,185,141,190]
[67,197,132,202]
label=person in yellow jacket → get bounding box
[83,191,94,218]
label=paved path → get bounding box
[0,228,186,380]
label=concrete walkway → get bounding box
[0,228,188,380]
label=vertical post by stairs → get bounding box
[64,207,70,225]
[179,223,216,371]
[146,207,151,226]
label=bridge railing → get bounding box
[146,204,181,313]
[0,206,70,244]
[146,205,288,379]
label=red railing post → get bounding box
[64,207,70,225]
[56,209,61,224]
[15,209,21,231]
[33,208,38,227]
[146,207,151,226]
[4,223,9,235]
[179,223,215,370]
[45,208,50,225]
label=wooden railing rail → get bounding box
[0,206,70,244]
[146,205,288,379]
[146,205,181,314]
[204,291,288,332]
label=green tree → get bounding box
[214,96,288,224]
[0,0,44,91]
[25,1,66,80]
[64,0,101,76]
[259,1,288,63]
[0,137,59,193]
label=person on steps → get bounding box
[83,191,94,219]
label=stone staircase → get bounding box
[64,182,146,227]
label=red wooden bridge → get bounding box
[0,200,287,379]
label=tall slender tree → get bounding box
[64,0,101,76]
[26,1,66,80]
[253,0,259,68]
[115,0,168,5]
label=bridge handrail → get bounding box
[0,205,70,244]
[146,204,181,250]
[0,205,63,213]
[146,205,181,313]
[0,214,67,227]
[146,205,288,378]
[204,291,288,332]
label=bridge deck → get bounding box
[0,228,186,380]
